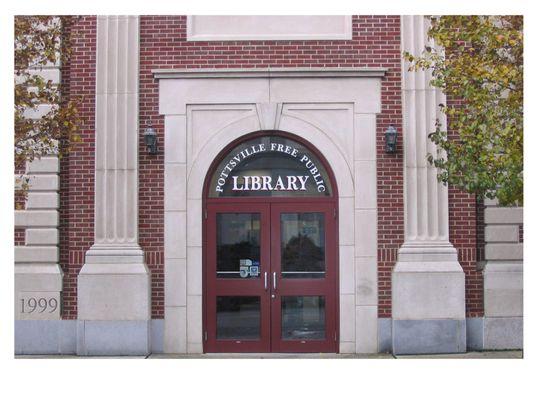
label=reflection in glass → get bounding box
[216,213,260,279]
[282,296,325,340]
[216,296,261,339]
[281,213,325,278]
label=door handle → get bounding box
[264,272,268,290]
[273,272,277,290]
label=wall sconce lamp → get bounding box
[143,121,158,155]
[385,125,398,154]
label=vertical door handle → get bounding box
[273,272,277,290]
[264,272,268,290]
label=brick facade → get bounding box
[55,15,481,320]
[60,16,96,319]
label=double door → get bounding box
[204,201,337,352]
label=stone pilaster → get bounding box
[392,15,465,354]
[77,15,150,355]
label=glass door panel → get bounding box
[280,212,325,279]
[216,213,261,279]
[205,203,271,353]
[281,296,326,340]
[271,203,337,353]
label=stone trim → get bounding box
[160,70,383,354]
[153,67,388,80]
[186,16,353,42]
[15,156,62,320]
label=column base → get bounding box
[77,245,151,355]
[392,319,466,354]
[392,243,466,355]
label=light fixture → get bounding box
[385,125,398,154]
[143,121,158,155]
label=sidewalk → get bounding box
[15,350,523,359]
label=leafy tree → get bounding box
[404,16,523,206]
[14,16,81,207]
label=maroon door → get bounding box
[270,203,337,352]
[204,200,337,353]
[204,203,271,352]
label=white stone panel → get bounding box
[164,258,187,307]
[339,341,356,354]
[16,291,61,320]
[339,246,355,294]
[355,257,378,306]
[159,78,269,115]
[485,225,519,243]
[278,114,355,198]
[164,115,187,164]
[25,229,58,245]
[354,161,377,209]
[271,78,381,114]
[484,263,523,317]
[189,105,257,166]
[164,212,187,259]
[392,268,465,320]
[186,295,203,348]
[354,210,377,257]
[484,207,523,224]
[15,246,58,263]
[26,174,59,191]
[355,305,378,353]
[26,192,59,209]
[186,200,203,247]
[282,104,355,167]
[15,264,63,292]
[354,114,377,161]
[165,164,187,211]
[339,294,356,343]
[187,16,353,41]
[338,197,355,246]
[164,306,187,353]
[485,243,523,261]
[26,156,59,173]
[78,263,150,320]
[187,246,202,296]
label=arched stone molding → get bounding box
[159,68,383,354]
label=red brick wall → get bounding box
[138,15,404,318]
[449,189,483,317]
[14,228,25,246]
[60,16,96,319]
[59,15,482,320]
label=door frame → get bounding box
[202,131,339,353]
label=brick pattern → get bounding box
[58,15,483,320]
[447,94,483,318]
[138,15,404,318]
[59,16,96,319]
[14,228,25,246]
[449,189,483,317]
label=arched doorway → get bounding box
[202,131,339,353]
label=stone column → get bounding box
[392,15,465,354]
[77,15,150,355]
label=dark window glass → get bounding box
[281,212,325,279]
[216,213,261,279]
[216,296,261,339]
[282,296,325,340]
[208,135,332,197]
